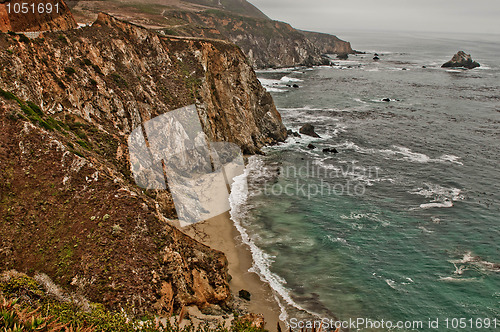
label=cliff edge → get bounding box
[0,12,286,316]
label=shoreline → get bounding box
[184,212,284,332]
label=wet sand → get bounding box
[184,212,284,332]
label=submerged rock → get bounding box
[441,51,480,69]
[299,124,321,138]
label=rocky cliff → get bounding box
[159,10,354,68]
[0,0,77,33]
[0,12,286,316]
[68,0,355,69]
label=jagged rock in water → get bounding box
[323,147,339,154]
[307,143,316,150]
[441,51,480,69]
[300,124,320,138]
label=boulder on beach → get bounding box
[441,51,480,69]
[239,289,251,301]
[299,124,321,138]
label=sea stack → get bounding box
[442,51,480,69]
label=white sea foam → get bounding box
[229,157,317,322]
[438,276,480,282]
[385,279,397,289]
[327,235,348,245]
[280,76,303,83]
[265,87,288,93]
[450,251,500,274]
[410,183,464,209]
[335,141,463,165]
[255,67,299,74]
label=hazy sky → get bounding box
[248,0,500,35]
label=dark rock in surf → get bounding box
[322,148,339,154]
[373,56,380,61]
[287,129,301,138]
[441,51,480,69]
[293,84,299,88]
[307,143,317,150]
[382,98,391,102]
[299,124,321,138]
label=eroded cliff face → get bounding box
[0,0,77,33]
[159,10,355,68]
[67,0,355,69]
[0,13,286,315]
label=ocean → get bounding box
[229,31,500,331]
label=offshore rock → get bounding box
[300,124,320,138]
[441,51,480,69]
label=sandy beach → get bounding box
[184,212,284,332]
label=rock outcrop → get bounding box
[0,12,286,316]
[442,51,480,69]
[0,0,77,33]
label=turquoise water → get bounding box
[234,32,500,331]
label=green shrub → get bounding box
[58,34,68,43]
[26,101,43,116]
[76,140,90,150]
[18,34,31,43]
